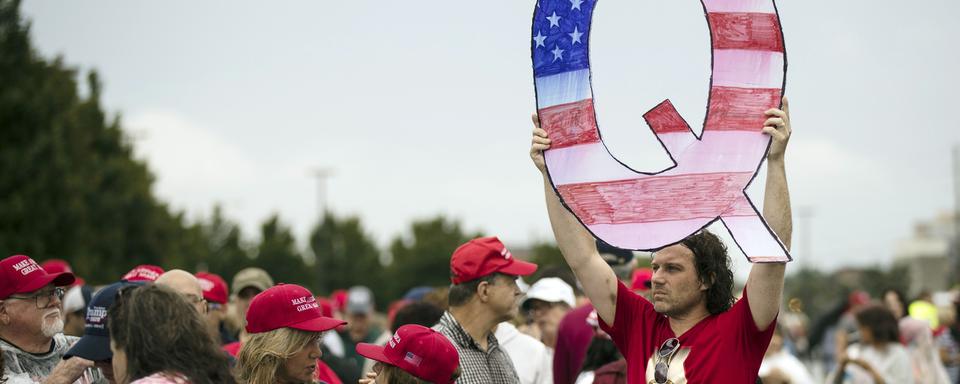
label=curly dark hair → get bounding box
[854,304,900,344]
[108,284,235,384]
[680,231,735,315]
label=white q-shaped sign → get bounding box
[532,0,791,262]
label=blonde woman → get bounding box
[237,284,345,384]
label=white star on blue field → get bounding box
[532,0,595,77]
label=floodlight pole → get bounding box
[797,206,814,271]
[311,168,335,217]
[310,167,335,292]
[953,145,960,283]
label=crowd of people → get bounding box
[2,99,959,384]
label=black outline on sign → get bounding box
[529,0,792,263]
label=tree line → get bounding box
[0,0,568,306]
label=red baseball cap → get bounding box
[1,255,75,299]
[387,299,411,327]
[316,297,335,318]
[631,268,653,292]
[450,237,537,284]
[356,324,460,384]
[121,265,164,282]
[246,284,346,334]
[330,289,348,313]
[196,272,229,305]
[41,259,85,287]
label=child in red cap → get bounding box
[235,284,347,384]
[356,324,461,384]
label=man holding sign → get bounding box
[528,98,793,383]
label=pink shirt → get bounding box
[130,372,190,384]
[599,282,775,383]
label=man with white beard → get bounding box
[1,255,101,383]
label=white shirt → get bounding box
[758,350,816,384]
[494,322,553,384]
[574,371,595,384]
[322,331,345,357]
[827,343,912,384]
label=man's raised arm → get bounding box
[530,115,620,326]
[746,96,794,331]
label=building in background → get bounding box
[894,213,955,296]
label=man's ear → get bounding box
[0,300,9,325]
[699,273,715,291]
[476,281,492,303]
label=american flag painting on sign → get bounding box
[532,0,792,262]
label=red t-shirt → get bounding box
[599,282,775,383]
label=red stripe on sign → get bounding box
[709,12,784,52]
[644,100,691,134]
[557,172,753,225]
[722,195,757,217]
[704,86,781,131]
[539,99,600,149]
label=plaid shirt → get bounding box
[435,311,520,384]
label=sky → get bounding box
[20,0,960,280]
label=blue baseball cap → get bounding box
[65,281,143,361]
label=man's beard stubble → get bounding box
[40,308,64,337]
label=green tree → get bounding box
[308,212,383,298]
[253,214,311,288]
[199,205,252,281]
[783,265,911,323]
[383,216,483,302]
[784,268,845,322]
[0,0,209,283]
[528,241,564,267]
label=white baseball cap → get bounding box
[522,277,575,308]
[63,284,93,314]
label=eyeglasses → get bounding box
[654,337,680,384]
[7,287,65,309]
[182,294,206,305]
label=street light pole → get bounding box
[952,145,960,284]
[309,167,335,292]
[797,206,814,271]
[310,168,335,217]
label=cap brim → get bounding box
[19,272,76,294]
[355,343,391,365]
[287,316,347,333]
[498,259,538,277]
[64,334,112,361]
[232,282,269,296]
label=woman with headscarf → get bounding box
[883,289,951,384]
